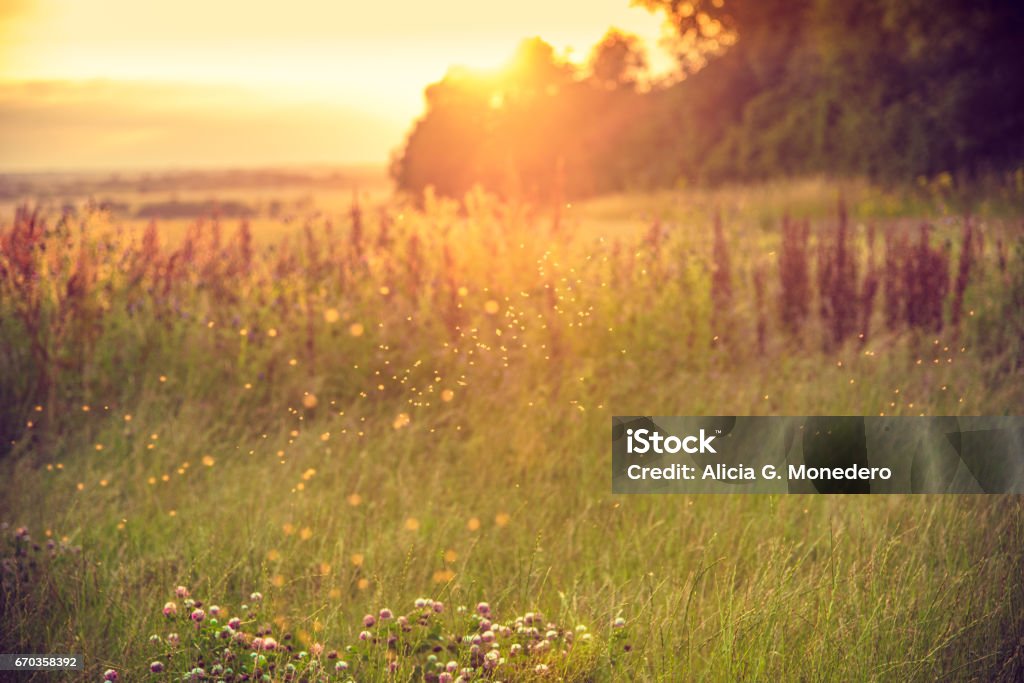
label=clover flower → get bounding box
[175,586,190,598]
[163,602,177,618]
[363,614,376,627]
[103,670,118,681]
[190,608,205,623]
[149,661,164,673]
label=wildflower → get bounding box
[335,661,349,672]
[535,664,549,674]
[379,608,393,620]
[175,586,190,598]
[262,637,278,651]
[482,630,495,643]
[190,608,205,623]
[476,602,491,616]
[167,633,180,646]
[363,614,376,627]
[209,605,221,617]
[148,634,161,644]
[613,617,626,628]
[546,630,558,640]
[510,644,522,656]
[359,630,372,641]
[414,598,426,608]
[250,592,263,602]
[163,601,177,617]
[433,601,444,613]
[439,674,453,683]
[103,669,118,681]
[446,661,458,673]
[149,661,164,673]
[228,617,241,630]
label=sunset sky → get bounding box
[0,0,672,170]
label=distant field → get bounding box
[1,178,1022,681]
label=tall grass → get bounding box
[1,184,1022,681]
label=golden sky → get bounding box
[0,0,671,170]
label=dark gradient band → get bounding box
[612,416,1024,494]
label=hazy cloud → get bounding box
[0,80,406,170]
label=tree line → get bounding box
[391,0,1024,201]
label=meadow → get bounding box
[1,177,1023,681]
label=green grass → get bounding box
[1,181,1023,681]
